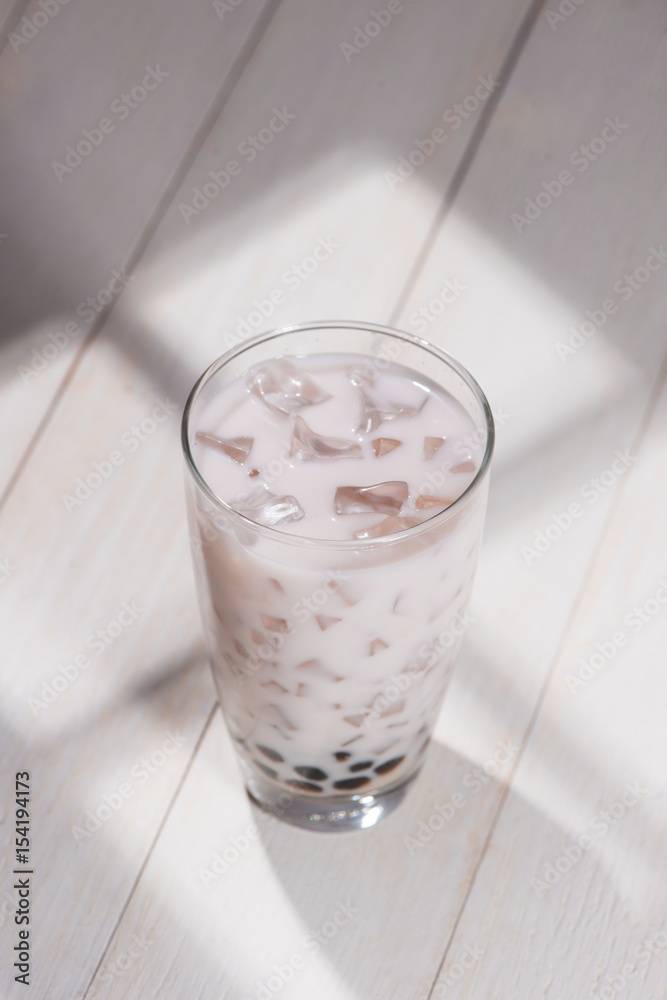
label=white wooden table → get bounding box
[2,0,666,996]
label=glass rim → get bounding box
[181,319,495,550]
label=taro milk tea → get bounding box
[189,355,487,797]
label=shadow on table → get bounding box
[0,0,665,402]
[247,737,510,999]
[0,628,657,998]
[240,622,658,1000]
[244,726,650,999]
[0,0,664,995]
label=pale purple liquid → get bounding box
[189,355,487,798]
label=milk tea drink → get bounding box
[183,326,493,830]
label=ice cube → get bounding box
[248,359,331,416]
[195,431,254,464]
[342,713,367,728]
[264,703,297,732]
[347,365,375,387]
[261,614,290,634]
[415,494,456,511]
[291,415,362,461]
[372,437,401,457]
[423,436,445,460]
[353,515,421,540]
[379,700,406,718]
[328,579,356,606]
[235,486,305,527]
[451,461,476,473]
[296,658,321,671]
[357,387,426,434]
[334,481,408,515]
[260,679,289,694]
[296,658,342,681]
[315,614,341,631]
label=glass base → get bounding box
[245,767,418,832]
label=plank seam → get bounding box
[424,304,667,999]
[79,700,220,1000]
[389,0,549,328]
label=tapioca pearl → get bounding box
[286,779,324,793]
[295,766,328,782]
[254,761,279,780]
[349,760,374,773]
[257,744,284,762]
[374,756,405,775]
[333,776,371,790]
[334,751,351,761]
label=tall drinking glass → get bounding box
[182,321,494,831]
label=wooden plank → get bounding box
[0,0,276,495]
[430,368,667,999]
[394,0,667,821]
[0,0,537,996]
[390,0,667,995]
[79,708,523,1000]
[122,0,534,383]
